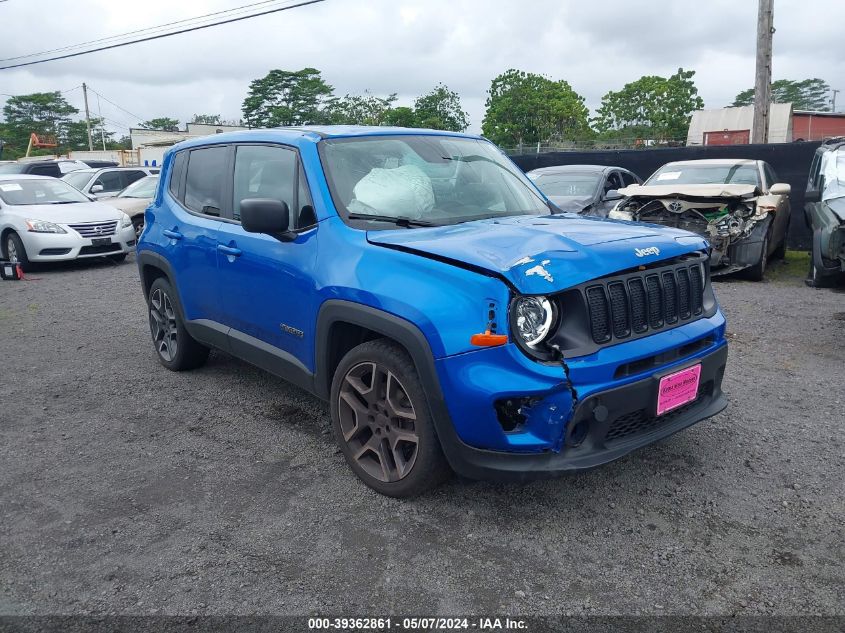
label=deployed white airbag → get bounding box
[348,165,434,218]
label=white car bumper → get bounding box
[21,223,137,262]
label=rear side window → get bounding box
[168,151,186,198]
[232,145,296,222]
[124,170,147,187]
[184,147,227,216]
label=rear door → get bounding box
[215,143,319,373]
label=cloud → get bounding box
[1,0,842,135]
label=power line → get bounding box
[0,0,325,70]
[0,0,286,63]
[86,87,145,123]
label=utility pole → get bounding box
[751,0,774,144]
[82,82,94,151]
[832,89,840,113]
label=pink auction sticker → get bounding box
[656,364,702,416]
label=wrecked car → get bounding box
[609,159,791,280]
[804,138,845,286]
[137,126,728,498]
[527,164,642,215]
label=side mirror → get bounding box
[603,189,623,202]
[90,184,104,194]
[240,198,290,235]
[769,183,791,196]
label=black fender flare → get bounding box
[314,300,466,468]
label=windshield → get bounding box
[320,135,549,225]
[821,149,845,201]
[62,170,94,190]
[119,175,158,198]
[529,171,601,197]
[0,178,91,205]
[648,163,760,186]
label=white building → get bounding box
[129,122,248,166]
[686,104,793,146]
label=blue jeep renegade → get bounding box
[137,126,728,497]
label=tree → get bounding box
[190,114,222,125]
[593,68,704,141]
[242,68,333,128]
[413,84,469,132]
[1,92,78,156]
[140,117,180,131]
[482,69,590,147]
[731,78,831,111]
[64,117,116,151]
[382,106,417,128]
[323,92,397,126]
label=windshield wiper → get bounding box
[50,200,82,204]
[347,213,438,228]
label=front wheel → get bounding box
[742,234,768,281]
[330,340,451,497]
[3,232,31,272]
[147,277,209,371]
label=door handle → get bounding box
[163,228,183,240]
[217,244,242,257]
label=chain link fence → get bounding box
[501,138,689,155]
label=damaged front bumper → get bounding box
[432,312,728,481]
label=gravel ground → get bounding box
[0,253,842,617]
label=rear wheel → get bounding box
[147,277,209,371]
[330,340,451,497]
[3,232,31,272]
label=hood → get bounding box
[619,183,758,199]
[367,213,708,294]
[10,201,125,224]
[100,197,150,215]
[547,195,593,212]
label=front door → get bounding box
[215,144,319,373]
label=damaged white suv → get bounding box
[610,159,791,280]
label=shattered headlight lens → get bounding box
[514,296,556,347]
[25,219,67,233]
[609,209,633,221]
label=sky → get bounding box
[1,0,843,137]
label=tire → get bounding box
[742,233,768,281]
[805,256,838,288]
[772,236,787,260]
[3,232,32,272]
[330,339,451,497]
[132,216,144,240]
[147,277,209,371]
[108,253,128,263]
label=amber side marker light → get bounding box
[470,330,508,347]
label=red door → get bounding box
[704,130,750,145]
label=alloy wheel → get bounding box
[6,236,18,262]
[337,361,419,482]
[149,288,178,362]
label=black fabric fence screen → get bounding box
[509,141,822,250]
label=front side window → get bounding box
[184,146,228,216]
[0,178,90,205]
[648,163,761,187]
[620,171,638,187]
[232,145,296,223]
[320,135,549,226]
[95,170,124,193]
[62,170,95,191]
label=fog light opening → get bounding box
[566,420,589,447]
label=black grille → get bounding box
[585,259,707,345]
[605,381,714,443]
[586,287,611,343]
[79,244,121,255]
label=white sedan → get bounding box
[0,175,137,271]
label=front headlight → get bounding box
[608,209,633,221]
[120,213,132,228]
[25,219,67,233]
[513,296,555,347]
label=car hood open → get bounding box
[367,213,707,294]
[618,183,759,199]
